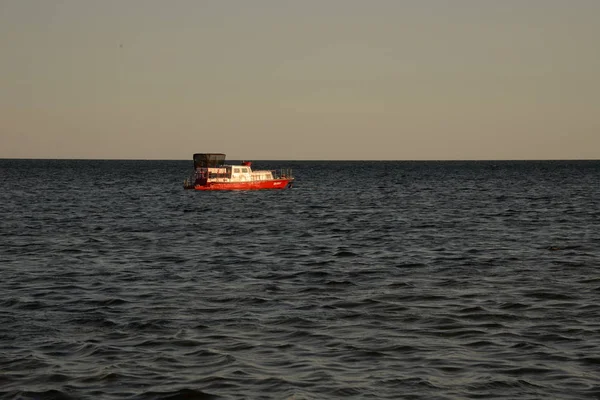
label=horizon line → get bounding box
[1,157,599,162]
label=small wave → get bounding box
[464,340,496,348]
[333,251,357,257]
[436,328,488,339]
[501,366,554,376]
[394,262,427,268]
[325,280,356,287]
[580,356,600,366]
[134,388,218,400]
[5,389,76,400]
[523,291,576,301]
[532,333,582,343]
[69,315,118,329]
[18,300,46,310]
[298,270,330,278]
[499,302,530,310]
[510,341,545,350]
[125,319,172,331]
[301,259,334,266]
[466,378,541,393]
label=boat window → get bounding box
[234,168,241,173]
[242,168,248,173]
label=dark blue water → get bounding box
[1,159,599,400]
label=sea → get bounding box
[1,159,599,400]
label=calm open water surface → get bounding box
[1,159,599,400]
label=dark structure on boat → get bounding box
[193,153,226,169]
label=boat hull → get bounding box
[188,179,293,191]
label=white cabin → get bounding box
[203,165,275,182]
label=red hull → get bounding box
[191,179,293,191]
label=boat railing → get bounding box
[273,168,293,179]
[184,173,196,188]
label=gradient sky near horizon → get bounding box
[1,0,599,160]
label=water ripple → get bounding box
[1,159,599,399]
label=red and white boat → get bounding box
[183,153,294,191]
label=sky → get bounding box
[1,0,599,160]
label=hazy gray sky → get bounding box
[1,0,599,160]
